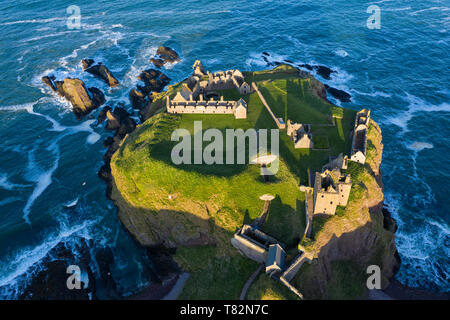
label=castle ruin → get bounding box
[286,120,313,149]
[312,168,351,215]
[166,60,250,119]
[322,153,348,171]
[350,109,371,164]
[231,224,280,264]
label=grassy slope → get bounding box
[111,65,359,299]
[247,273,299,300]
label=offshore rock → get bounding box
[324,84,352,103]
[129,88,148,110]
[156,46,180,64]
[150,57,165,68]
[84,60,119,87]
[61,78,104,118]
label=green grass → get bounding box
[244,64,302,83]
[175,246,258,299]
[257,78,334,125]
[247,273,299,300]
[313,135,329,149]
[114,112,306,244]
[327,260,367,299]
[311,215,329,240]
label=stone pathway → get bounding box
[162,273,190,300]
[239,265,263,300]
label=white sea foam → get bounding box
[22,142,60,224]
[86,132,101,144]
[370,0,393,4]
[408,141,434,152]
[406,140,436,207]
[206,58,220,65]
[0,218,96,290]
[410,7,450,16]
[284,35,304,50]
[383,93,450,134]
[384,7,412,12]
[0,174,30,191]
[58,39,99,71]
[351,89,391,98]
[328,66,354,84]
[387,189,450,289]
[64,198,79,208]
[0,197,22,207]
[0,100,101,223]
[55,25,123,71]
[163,59,182,70]
[0,100,67,131]
[21,31,73,43]
[334,49,348,57]
[122,45,159,88]
[0,17,66,26]
[245,52,288,69]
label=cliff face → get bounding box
[294,120,400,299]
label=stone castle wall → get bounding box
[252,82,286,129]
[350,109,371,164]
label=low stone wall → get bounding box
[281,253,311,282]
[252,82,285,129]
[240,265,263,300]
[279,276,304,299]
[304,189,314,239]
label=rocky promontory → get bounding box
[41,76,105,118]
[107,62,401,299]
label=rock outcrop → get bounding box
[129,89,147,110]
[149,46,180,68]
[138,69,171,93]
[96,106,112,125]
[324,84,352,103]
[105,110,121,130]
[150,57,165,68]
[98,107,136,197]
[41,75,57,91]
[127,68,171,122]
[41,76,105,118]
[82,59,119,87]
[156,46,180,64]
[62,78,104,118]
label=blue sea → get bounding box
[0,0,448,298]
